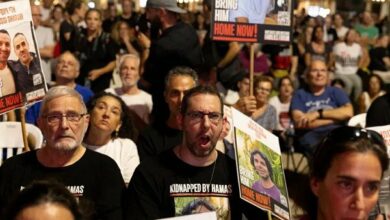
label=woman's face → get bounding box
[119,22,129,38]
[369,76,381,94]
[53,7,64,21]
[314,27,324,41]
[311,151,382,220]
[279,78,293,98]
[334,14,343,27]
[16,203,74,220]
[346,30,357,43]
[90,96,122,135]
[86,11,102,32]
[255,81,272,104]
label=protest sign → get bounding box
[231,107,290,219]
[0,0,47,115]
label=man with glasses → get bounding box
[0,86,125,220]
[126,85,266,219]
[290,60,353,155]
[290,59,353,155]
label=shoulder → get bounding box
[82,148,119,168]
[1,151,37,169]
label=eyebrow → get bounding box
[336,175,381,184]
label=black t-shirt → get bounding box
[369,47,389,71]
[136,122,182,161]
[0,149,125,220]
[125,150,266,220]
[59,19,81,53]
[366,93,390,127]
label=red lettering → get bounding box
[213,23,235,36]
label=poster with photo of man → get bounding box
[231,107,290,219]
[0,0,47,115]
[211,0,292,44]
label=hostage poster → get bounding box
[231,107,290,219]
[0,0,47,115]
[211,0,293,44]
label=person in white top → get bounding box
[83,92,140,185]
[105,54,152,129]
[269,76,294,131]
[333,13,348,41]
[359,74,386,113]
[31,5,55,82]
[333,29,363,101]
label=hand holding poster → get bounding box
[231,107,290,219]
[211,0,292,43]
[0,0,47,115]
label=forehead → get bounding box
[59,53,77,63]
[122,57,139,67]
[310,61,327,70]
[96,96,122,109]
[31,5,40,13]
[167,75,195,90]
[256,80,272,87]
[87,10,100,18]
[14,35,27,44]
[43,96,84,114]
[0,33,10,41]
[187,93,221,112]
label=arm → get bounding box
[39,45,55,59]
[291,109,335,129]
[321,103,353,121]
[359,94,367,113]
[232,96,257,116]
[217,42,242,69]
[304,52,311,67]
[88,61,116,81]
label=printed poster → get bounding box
[231,107,290,219]
[0,0,47,115]
[367,125,390,217]
[211,0,293,43]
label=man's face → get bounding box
[311,152,382,220]
[307,60,328,89]
[55,53,79,81]
[13,34,31,65]
[31,6,42,28]
[253,154,270,179]
[0,32,10,64]
[38,96,89,151]
[76,3,87,20]
[180,94,223,158]
[86,10,102,32]
[164,75,196,116]
[120,57,139,87]
[122,0,132,15]
[145,7,161,24]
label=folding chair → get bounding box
[0,122,43,164]
[347,113,367,128]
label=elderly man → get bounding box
[9,32,45,98]
[31,5,55,82]
[0,86,125,220]
[140,0,203,123]
[26,51,94,125]
[136,66,198,161]
[105,54,152,128]
[290,59,353,155]
[0,29,17,97]
[126,85,266,219]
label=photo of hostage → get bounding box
[0,29,17,97]
[250,149,281,203]
[229,0,274,24]
[181,199,215,215]
[9,32,43,95]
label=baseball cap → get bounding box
[146,0,186,14]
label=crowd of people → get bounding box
[0,0,389,219]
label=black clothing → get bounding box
[0,149,125,220]
[102,17,119,33]
[136,122,182,161]
[59,19,81,53]
[143,21,203,122]
[366,93,390,127]
[369,47,389,71]
[125,150,266,220]
[77,30,117,93]
[117,13,140,28]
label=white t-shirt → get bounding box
[105,88,153,124]
[336,26,349,39]
[333,42,362,75]
[269,96,291,131]
[84,138,140,184]
[35,25,55,82]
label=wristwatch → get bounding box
[318,109,323,119]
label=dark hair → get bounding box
[165,66,199,90]
[181,199,215,215]
[250,149,274,181]
[180,85,223,116]
[0,29,10,36]
[13,32,25,40]
[343,28,357,44]
[277,76,293,90]
[86,92,138,141]
[65,0,85,15]
[5,180,83,220]
[367,73,384,92]
[304,126,389,218]
[311,25,323,42]
[85,8,102,21]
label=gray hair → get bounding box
[119,53,140,71]
[58,51,80,71]
[39,86,86,116]
[164,66,199,89]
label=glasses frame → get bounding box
[43,113,88,125]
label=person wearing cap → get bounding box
[138,0,203,124]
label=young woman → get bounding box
[83,92,139,185]
[359,74,386,113]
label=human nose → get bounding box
[60,115,70,128]
[350,188,365,211]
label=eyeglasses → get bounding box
[310,68,327,73]
[43,113,88,125]
[185,111,222,124]
[255,87,271,93]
